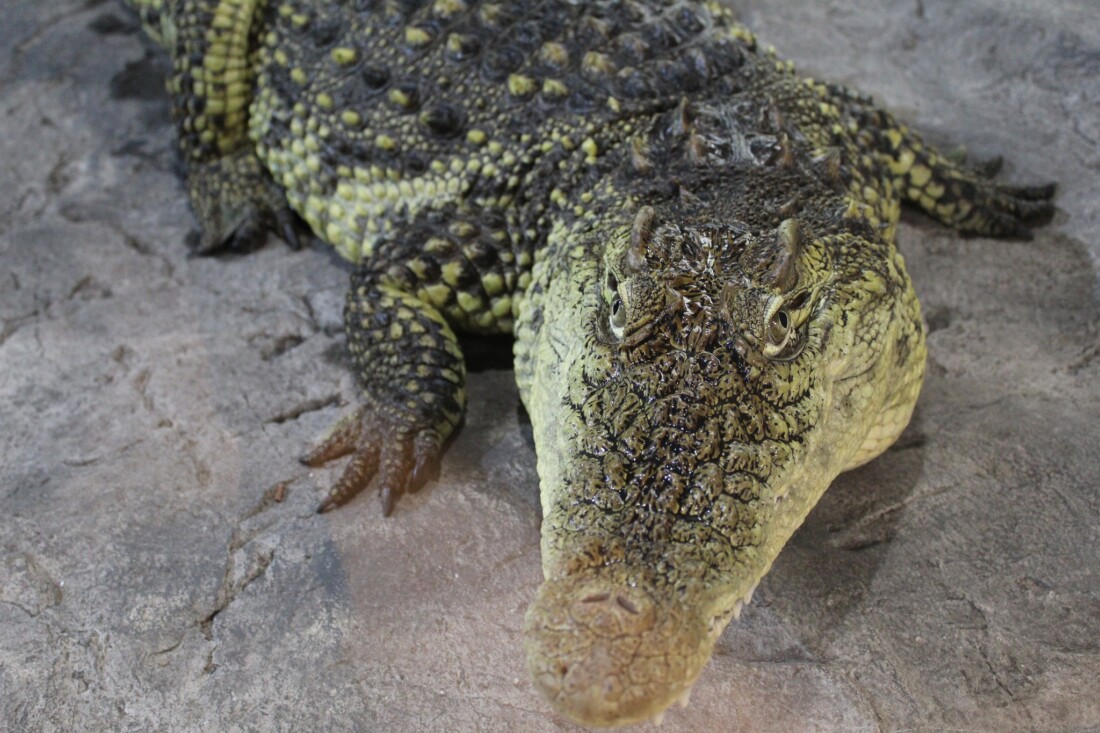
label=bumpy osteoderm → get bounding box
[126,0,1054,726]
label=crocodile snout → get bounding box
[523,569,710,728]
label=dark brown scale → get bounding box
[673,6,705,34]
[309,17,343,47]
[641,17,684,54]
[611,32,652,65]
[419,102,465,137]
[383,0,431,24]
[399,150,426,173]
[576,16,617,46]
[361,65,391,91]
[510,20,546,51]
[655,57,701,93]
[481,45,524,81]
[474,3,518,31]
[462,240,499,271]
[566,86,599,114]
[445,32,481,61]
[708,37,744,75]
[616,67,652,99]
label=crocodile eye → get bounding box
[770,309,790,341]
[764,308,792,355]
[609,296,626,338]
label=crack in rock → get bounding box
[198,534,275,643]
[267,393,342,424]
[196,482,300,644]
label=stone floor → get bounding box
[1,1,1098,731]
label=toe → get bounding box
[307,407,447,516]
[316,446,381,513]
[301,408,365,467]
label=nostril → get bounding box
[616,595,640,614]
[581,592,610,603]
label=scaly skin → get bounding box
[123,0,1055,726]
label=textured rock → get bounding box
[1,1,1098,731]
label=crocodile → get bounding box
[123,0,1055,726]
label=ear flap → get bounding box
[624,205,656,275]
[760,218,802,292]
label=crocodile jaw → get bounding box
[524,565,736,728]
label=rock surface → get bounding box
[1,1,1098,731]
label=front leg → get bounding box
[127,0,300,251]
[304,268,467,515]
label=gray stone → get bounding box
[1,1,1097,731]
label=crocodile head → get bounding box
[520,206,923,726]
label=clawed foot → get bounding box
[186,151,309,254]
[186,201,306,254]
[953,156,1056,239]
[195,200,306,253]
[301,404,443,516]
[966,180,1057,240]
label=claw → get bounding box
[988,181,1057,225]
[380,485,396,517]
[409,456,438,490]
[1001,181,1056,201]
[275,206,304,250]
[959,170,1057,239]
[975,154,1004,178]
[316,495,339,514]
[1008,197,1057,223]
[410,435,442,489]
[230,218,266,252]
[989,210,1034,241]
